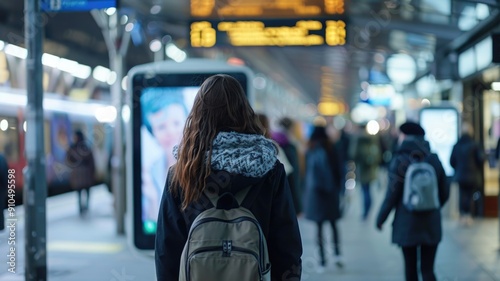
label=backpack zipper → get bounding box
[185,216,266,280]
[186,245,263,281]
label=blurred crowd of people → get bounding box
[253,113,485,280]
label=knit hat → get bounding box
[399,121,425,136]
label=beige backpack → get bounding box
[179,187,271,281]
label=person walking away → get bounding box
[450,122,484,226]
[256,113,294,176]
[66,130,96,216]
[272,117,303,215]
[0,152,8,231]
[304,125,343,272]
[376,121,449,281]
[154,74,302,281]
[349,123,381,220]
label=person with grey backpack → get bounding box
[376,121,449,281]
[154,74,302,281]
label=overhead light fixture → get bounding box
[71,64,92,80]
[492,82,500,91]
[93,65,111,83]
[0,90,112,120]
[57,58,79,73]
[42,53,61,68]
[4,44,27,59]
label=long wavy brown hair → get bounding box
[171,74,263,210]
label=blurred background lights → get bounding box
[492,82,500,91]
[95,106,117,123]
[125,23,134,32]
[0,119,8,131]
[165,43,187,62]
[333,115,346,130]
[421,99,431,107]
[120,15,129,25]
[366,120,380,135]
[345,179,356,190]
[386,53,417,85]
[121,76,128,91]
[105,7,116,16]
[150,4,162,14]
[122,104,131,123]
[253,76,267,90]
[149,39,162,52]
[378,118,391,131]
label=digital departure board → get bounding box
[191,0,345,18]
[190,19,346,47]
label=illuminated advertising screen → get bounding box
[419,107,459,177]
[128,60,253,250]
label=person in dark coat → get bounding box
[66,130,96,216]
[0,153,8,231]
[304,125,343,271]
[450,122,484,225]
[154,74,302,281]
[349,123,382,220]
[376,121,449,281]
[272,117,302,215]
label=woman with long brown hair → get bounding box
[155,74,302,280]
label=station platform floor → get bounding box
[0,183,499,281]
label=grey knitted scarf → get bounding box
[173,131,278,177]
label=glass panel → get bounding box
[483,90,500,196]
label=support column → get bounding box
[24,0,47,279]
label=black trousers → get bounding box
[316,220,340,266]
[458,183,474,215]
[401,244,438,281]
[77,187,90,214]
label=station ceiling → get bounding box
[0,0,499,108]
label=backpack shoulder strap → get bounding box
[234,186,251,206]
[203,185,252,208]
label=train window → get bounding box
[0,116,20,163]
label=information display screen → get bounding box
[190,19,347,47]
[419,107,459,177]
[191,0,345,18]
[128,60,252,250]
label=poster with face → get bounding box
[139,87,198,234]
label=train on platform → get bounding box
[0,87,115,203]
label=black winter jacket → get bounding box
[376,136,449,247]
[450,135,484,187]
[155,132,302,281]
